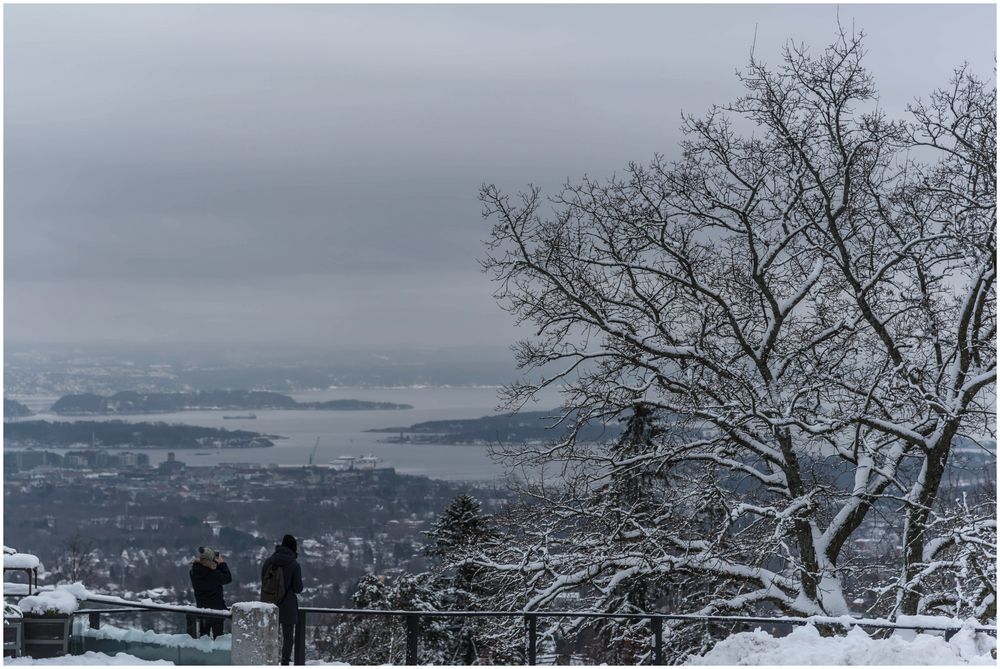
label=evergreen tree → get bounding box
[425,494,493,558]
[424,495,503,663]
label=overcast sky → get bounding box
[4,4,995,351]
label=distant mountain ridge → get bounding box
[50,390,412,415]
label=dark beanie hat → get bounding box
[281,534,297,552]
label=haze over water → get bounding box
[10,386,565,480]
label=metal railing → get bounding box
[6,585,996,666]
[4,584,231,646]
[293,607,999,666]
[75,604,229,639]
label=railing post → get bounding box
[651,616,664,665]
[88,611,100,630]
[294,610,307,666]
[405,613,419,665]
[525,614,537,666]
[231,601,280,665]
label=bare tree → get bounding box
[57,532,99,585]
[476,27,995,639]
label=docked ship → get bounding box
[222,413,257,420]
[331,454,380,471]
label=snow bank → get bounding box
[686,623,997,665]
[17,586,79,615]
[80,623,231,652]
[5,651,172,665]
[4,553,40,569]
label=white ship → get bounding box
[331,454,380,471]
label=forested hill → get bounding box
[368,410,624,445]
[50,390,411,415]
[4,398,32,418]
[5,420,276,449]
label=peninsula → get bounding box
[368,410,622,445]
[5,420,277,449]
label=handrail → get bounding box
[75,606,228,618]
[3,583,230,618]
[10,584,991,634]
[74,597,231,618]
[7,584,997,666]
[297,606,997,666]
[298,606,997,634]
[72,602,228,644]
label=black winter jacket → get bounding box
[190,561,232,610]
[261,545,303,624]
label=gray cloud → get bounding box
[5,4,995,347]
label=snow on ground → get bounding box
[686,623,997,665]
[78,623,231,651]
[5,651,172,665]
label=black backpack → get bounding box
[260,562,287,604]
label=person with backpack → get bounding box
[261,534,304,665]
[188,546,232,638]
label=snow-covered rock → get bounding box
[686,622,997,665]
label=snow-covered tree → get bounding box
[477,25,995,642]
[316,573,450,664]
[423,495,524,664]
[425,495,495,559]
[904,486,997,620]
[318,498,520,665]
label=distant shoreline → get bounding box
[367,409,623,445]
[4,419,280,450]
[49,390,413,415]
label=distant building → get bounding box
[10,450,63,471]
[119,452,149,468]
[158,453,186,475]
[59,450,149,470]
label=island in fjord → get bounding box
[49,390,412,415]
[4,398,32,418]
[5,420,277,449]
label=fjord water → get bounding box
[12,386,564,480]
